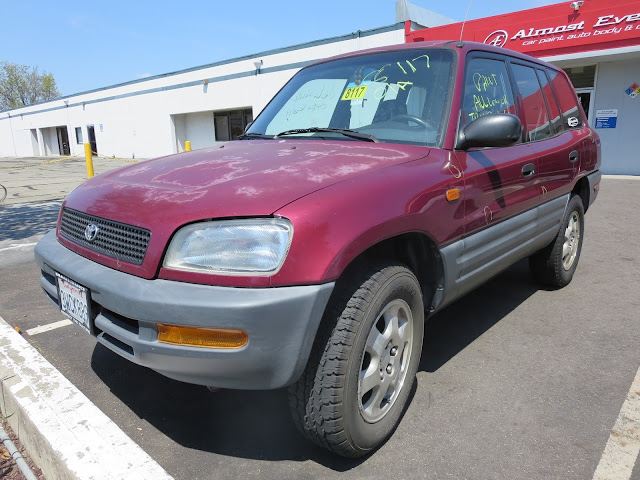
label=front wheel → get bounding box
[288,262,424,457]
[529,194,585,288]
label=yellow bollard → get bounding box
[84,143,94,178]
[185,141,191,152]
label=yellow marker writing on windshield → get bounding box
[341,85,369,101]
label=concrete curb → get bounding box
[0,316,174,480]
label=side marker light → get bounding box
[446,188,460,202]
[157,324,248,349]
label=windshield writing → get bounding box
[248,49,454,147]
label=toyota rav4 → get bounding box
[35,40,601,457]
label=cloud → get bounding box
[136,73,152,79]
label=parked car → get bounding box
[35,40,601,457]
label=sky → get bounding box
[1,0,557,96]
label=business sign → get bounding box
[406,1,640,58]
[595,109,618,129]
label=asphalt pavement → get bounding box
[0,157,639,479]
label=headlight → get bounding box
[163,218,293,275]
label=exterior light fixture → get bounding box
[253,60,263,75]
[570,1,583,11]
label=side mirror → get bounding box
[457,114,522,150]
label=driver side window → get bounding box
[461,57,516,128]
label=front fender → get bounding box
[271,150,464,286]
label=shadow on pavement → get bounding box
[420,258,540,373]
[90,258,539,468]
[0,201,61,241]
[90,344,365,470]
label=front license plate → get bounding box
[56,273,91,334]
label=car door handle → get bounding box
[521,163,535,177]
[569,150,579,163]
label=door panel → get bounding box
[532,130,584,200]
[535,69,593,199]
[456,143,539,236]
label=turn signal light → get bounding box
[446,188,460,202]
[157,324,248,349]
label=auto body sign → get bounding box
[405,2,640,57]
[484,11,640,51]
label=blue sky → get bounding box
[1,0,556,96]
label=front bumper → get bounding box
[34,230,334,389]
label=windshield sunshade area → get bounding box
[246,49,455,147]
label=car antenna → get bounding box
[457,0,474,48]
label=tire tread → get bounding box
[288,262,410,457]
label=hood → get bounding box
[61,139,429,278]
[65,139,429,225]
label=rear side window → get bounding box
[547,69,583,129]
[511,63,551,142]
[536,69,563,135]
[461,58,516,128]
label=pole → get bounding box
[84,143,94,178]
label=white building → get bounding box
[0,24,406,160]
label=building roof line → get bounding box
[0,60,317,121]
[0,22,404,116]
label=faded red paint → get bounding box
[56,42,601,290]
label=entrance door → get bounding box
[56,127,70,155]
[87,125,98,154]
[575,89,594,123]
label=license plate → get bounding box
[56,273,91,334]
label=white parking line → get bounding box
[26,319,73,336]
[593,365,640,480]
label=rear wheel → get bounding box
[529,194,585,288]
[288,262,424,457]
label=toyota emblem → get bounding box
[84,223,99,242]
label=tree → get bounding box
[0,62,60,110]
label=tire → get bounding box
[529,194,585,288]
[288,262,424,457]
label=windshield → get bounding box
[246,48,455,147]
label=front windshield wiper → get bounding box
[274,127,379,143]
[236,132,274,140]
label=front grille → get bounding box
[60,208,151,265]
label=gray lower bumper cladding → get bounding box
[34,230,334,389]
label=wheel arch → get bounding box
[572,175,590,213]
[333,231,445,315]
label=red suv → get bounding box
[35,41,601,457]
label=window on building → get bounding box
[214,108,253,141]
[564,65,596,89]
[547,69,583,129]
[460,57,516,128]
[75,127,83,144]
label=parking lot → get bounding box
[0,158,639,479]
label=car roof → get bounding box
[308,40,561,73]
